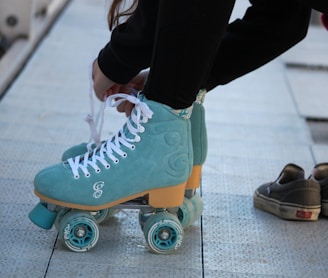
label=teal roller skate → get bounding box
[29,93,193,254]
[60,90,207,230]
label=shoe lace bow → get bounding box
[67,93,153,179]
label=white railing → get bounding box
[0,0,69,97]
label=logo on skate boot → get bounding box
[93,181,105,198]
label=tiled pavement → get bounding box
[1,1,328,277]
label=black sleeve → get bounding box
[302,0,328,13]
[206,0,312,90]
[97,0,158,84]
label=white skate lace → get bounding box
[83,64,106,151]
[68,93,153,179]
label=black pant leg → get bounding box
[143,0,235,109]
[206,0,311,90]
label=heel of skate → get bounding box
[186,165,202,190]
[148,183,186,208]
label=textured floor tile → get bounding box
[1,0,327,277]
[286,68,328,119]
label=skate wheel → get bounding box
[143,212,183,255]
[28,202,57,230]
[93,208,119,224]
[189,193,203,223]
[57,210,99,252]
[177,197,194,229]
[54,207,71,231]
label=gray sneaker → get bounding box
[253,163,321,221]
[311,163,328,216]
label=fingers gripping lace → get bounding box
[68,94,153,179]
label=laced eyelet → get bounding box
[139,126,145,133]
[68,93,154,180]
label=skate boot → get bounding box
[61,90,208,229]
[29,93,193,254]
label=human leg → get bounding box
[30,0,237,252]
[206,0,311,90]
[143,0,235,108]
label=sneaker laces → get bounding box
[68,93,153,179]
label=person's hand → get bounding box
[92,58,149,116]
[129,69,149,91]
[92,59,118,101]
[116,69,149,116]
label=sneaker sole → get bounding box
[253,191,320,221]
